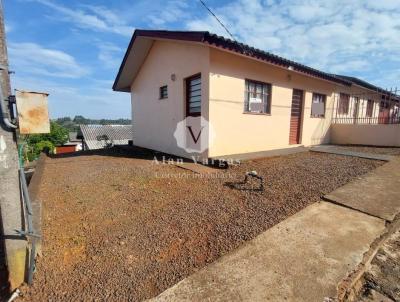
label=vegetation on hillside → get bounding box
[19,116,130,161]
[54,116,131,132]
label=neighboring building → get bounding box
[68,131,83,150]
[54,132,83,154]
[55,145,77,154]
[79,125,133,150]
[113,30,400,159]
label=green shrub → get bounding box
[22,121,68,161]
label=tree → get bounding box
[23,121,69,161]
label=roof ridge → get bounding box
[115,29,391,91]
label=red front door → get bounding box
[289,89,304,144]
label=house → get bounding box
[113,30,400,159]
[68,131,83,150]
[54,132,83,154]
[79,124,133,150]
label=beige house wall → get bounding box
[331,124,400,146]
[129,41,396,159]
[130,40,210,158]
[207,48,339,158]
[331,85,382,121]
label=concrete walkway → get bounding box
[151,202,385,302]
[325,158,400,221]
[310,145,393,161]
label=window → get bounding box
[186,74,201,116]
[311,93,326,118]
[380,100,390,112]
[353,97,359,117]
[244,80,271,114]
[338,93,350,114]
[366,99,374,117]
[159,85,168,99]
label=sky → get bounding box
[4,0,400,119]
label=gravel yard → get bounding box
[19,148,383,301]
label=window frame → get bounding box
[159,85,168,100]
[338,93,350,115]
[185,73,201,117]
[243,79,272,115]
[366,99,374,117]
[310,93,326,118]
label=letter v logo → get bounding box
[187,126,204,144]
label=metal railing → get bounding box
[17,144,40,285]
[332,87,400,125]
[333,116,400,124]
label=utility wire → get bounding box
[198,0,236,41]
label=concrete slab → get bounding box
[310,145,393,161]
[151,202,385,302]
[324,158,400,221]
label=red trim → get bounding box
[289,89,304,144]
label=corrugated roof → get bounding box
[69,131,80,142]
[334,75,400,100]
[113,29,352,91]
[79,125,133,150]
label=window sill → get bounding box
[159,97,168,100]
[310,115,325,119]
[243,112,271,116]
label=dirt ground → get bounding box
[13,147,384,302]
[357,228,400,302]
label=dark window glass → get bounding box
[186,74,201,116]
[159,85,168,99]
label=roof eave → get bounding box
[113,30,207,92]
[113,30,355,92]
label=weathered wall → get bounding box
[131,40,209,158]
[0,1,26,291]
[331,124,400,146]
[207,48,338,157]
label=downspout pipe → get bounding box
[0,67,17,129]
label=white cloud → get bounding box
[365,0,400,10]
[11,75,130,119]
[287,4,333,23]
[33,0,134,36]
[183,0,400,87]
[8,42,89,78]
[5,24,12,33]
[148,0,188,26]
[97,42,124,70]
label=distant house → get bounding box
[54,132,83,154]
[113,30,400,159]
[68,131,83,151]
[79,125,133,150]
